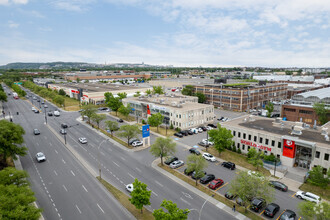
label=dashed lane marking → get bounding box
[62,185,68,192]
[54,170,58,176]
[75,205,82,214]
[113,162,120,167]
[71,170,76,176]
[180,197,191,206]
[97,203,105,214]
[136,167,141,172]
[54,149,58,154]
[82,185,88,192]
[128,173,135,179]
[291,192,296,198]
[155,180,163,187]
[62,159,66,164]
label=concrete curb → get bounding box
[151,158,250,220]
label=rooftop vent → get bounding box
[291,125,303,136]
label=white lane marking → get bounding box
[136,167,141,172]
[82,185,88,192]
[75,205,82,214]
[128,173,135,179]
[152,191,158,197]
[49,142,52,146]
[180,197,191,206]
[36,142,39,146]
[71,170,75,176]
[182,192,193,199]
[44,136,48,140]
[113,162,120,167]
[97,203,105,213]
[54,149,58,154]
[120,157,125,161]
[101,152,105,156]
[62,185,68,192]
[62,159,66,164]
[54,170,58,176]
[155,180,163,187]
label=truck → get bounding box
[13,92,19,99]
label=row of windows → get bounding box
[233,131,282,148]
[315,151,329,161]
[171,118,212,128]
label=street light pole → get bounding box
[98,139,107,179]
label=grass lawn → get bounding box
[149,126,176,137]
[159,164,263,220]
[97,177,154,220]
[299,182,330,201]
[206,147,271,176]
[110,112,136,122]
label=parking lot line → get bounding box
[276,210,286,220]
[215,182,228,191]
[298,217,302,220]
[259,210,265,216]
[291,192,296,198]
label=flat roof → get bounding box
[294,87,330,100]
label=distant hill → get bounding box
[0,62,98,70]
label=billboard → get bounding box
[142,125,150,138]
[283,139,296,158]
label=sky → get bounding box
[0,0,330,67]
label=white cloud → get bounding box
[0,0,28,5]
[51,0,95,12]
[8,20,19,28]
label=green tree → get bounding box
[313,102,329,125]
[81,104,97,124]
[307,165,330,188]
[195,92,206,103]
[117,124,140,146]
[228,171,274,211]
[186,154,208,186]
[0,120,27,166]
[0,91,7,102]
[208,124,233,156]
[104,92,122,116]
[117,92,127,100]
[129,178,151,214]
[181,85,195,96]
[153,199,189,220]
[265,102,274,117]
[146,89,152,95]
[53,95,65,107]
[76,78,80,83]
[147,113,164,132]
[134,91,141,97]
[150,137,176,166]
[298,201,330,220]
[91,113,106,129]
[247,148,264,171]
[118,104,131,119]
[152,86,164,94]
[58,89,66,96]
[0,167,29,187]
[104,120,119,137]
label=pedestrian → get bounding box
[232,204,236,212]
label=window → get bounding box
[248,135,251,140]
[259,137,263,143]
[284,108,296,112]
[299,110,312,114]
[271,140,275,147]
[264,151,267,155]
[254,136,257,142]
[248,146,250,150]
[233,131,236,136]
[237,143,240,148]
[325,153,329,161]
[315,151,320,159]
[265,139,269,145]
[277,154,280,158]
[243,133,246,139]
[278,142,282,148]
[242,145,245,150]
[238,132,241,138]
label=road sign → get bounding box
[142,125,150,138]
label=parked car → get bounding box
[250,198,266,212]
[225,192,237,200]
[165,156,178,165]
[296,191,321,204]
[279,210,296,220]
[36,152,46,163]
[41,101,44,104]
[197,128,203,133]
[202,139,214,145]
[180,130,189,136]
[129,138,140,145]
[79,137,87,144]
[207,123,217,128]
[33,129,40,135]
[98,107,108,111]
[174,132,183,138]
[117,119,124,123]
[198,142,208,147]
[191,171,206,180]
[34,109,40,113]
[61,123,68,128]
[170,160,184,169]
[186,130,194,135]
[48,112,53,116]
[206,126,213,130]
[236,197,245,206]
[208,179,224,190]
[264,203,280,218]
[126,183,133,193]
[200,174,215,184]
[222,117,229,122]
[269,181,288,192]
[54,110,60,117]
[132,141,143,147]
[202,153,216,162]
[44,104,48,108]
[60,129,67,135]
[189,148,201,155]
[184,168,194,176]
[221,161,236,170]
[189,128,199,134]
[199,126,207,131]
[217,117,224,121]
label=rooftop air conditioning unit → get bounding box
[325,134,329,141]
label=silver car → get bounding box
[79,137,87,144]
[36,152,46,162]
[170,160,184,169]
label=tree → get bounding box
[0,91,7,102]
[228,171,274,211]
[53,95,65,107]
[147,113,164,132]
[104,92,122,116]
[313,102,329,125]
[186,154,208,186]
[134,91,141,97]
[117,92,127,100]
[81,104,97,124]
[146,89,152,95]
[0,120,27,166]
[265,102,274,118]
[208,124,233,156]
[129,178,151,214]
[153,199,190,220]
[150,137,176,166]
[0,167,29,187]
[298,201,330,220]
[117,124,140,146]
[181,85,195,96]
[118,104,131,119]
[152,86,164,94]
[104,120,119,137]
[76,78,80,83]
[247,148,264,171]
[195,92,206,103]
[58,89,66,96]
[91,113,106,129]
[307,165,330,188]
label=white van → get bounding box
[54,111,60,117]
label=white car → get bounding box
[202,153,216,162]
[189,128,198,134]
[32,107,36,111]
[197,128,203,133]
[126,183,133,193]
[132,141,143,147]
[206,126,213,130]
[36,152,46,162]
[170,160,184,169]
[296,191,321,204]
[54,110,60,117]
[79,137,87,144]
[202,139,214,145]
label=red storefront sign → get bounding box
[240,140,272,152]
[71,89,80,94]
[283,139,296,158]
[147,105,151,115]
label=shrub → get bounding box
[232,145,237,152]
[142,119,146,124]
[263,154,276,162]
[170,123,174,129]
[227,145,232,151]
[175,127,181,132]
[237,148,242,154]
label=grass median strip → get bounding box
[97,177,154,220]
[159,163,263,220]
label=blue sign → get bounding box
[142,125,150,138]
[131,108,135,111]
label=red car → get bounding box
[208,179,224,190]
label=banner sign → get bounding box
[240,139,272,152]
[142,125,150,138]
[283,139,296,158]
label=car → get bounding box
[199,126,207,131]
[180,130,189,136]
[200,174,215,184]
[32,107,36,111]
[202,153,216,162]
[117,119,124,123]
[126,183,133,193]
[132,141,143,147]
[98,107,108,111]
[189,128,199,134]
[33,97,37,100]
[174,132,183,138]
[36,152,46,162]
[208,178,224,189]
[170,160,184,169]
[197,128,203,133]
[44,104,48,108]
[192,171,206,180]
[206,126,213,130]
[34,109,40,113]
[61,123,68,128]
[189,148,201,155]
[33,129,40,135]
[250,198,266,212]
[225,191,237,200]
[165,156,178,165]
[184,168,194,176]
[269,181,288,192]
[41,101,44,104]
[54,110,60,117]
[221,161,236,170]
[207,123,217,128]
[37,99,40,102]
[222,117,229,122]
[217,117,224,121]
[202,139,214,145]
[296,191,321,204]
[236,197,245,206]
[279,210,296,220]
[198,142,208,147]
[79,137,87,144]
[129,138,140,145]
[264,203,280,218]
[187,130,194,135]
[60,129,67,135]
[48,112,53,116]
